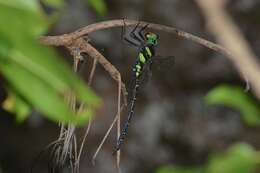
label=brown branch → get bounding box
[40,19,231,57]
[65,37,128,103]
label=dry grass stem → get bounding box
[195,0,260,99]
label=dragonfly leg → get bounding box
[124,36,140,47]
[138,23,149,41]
[129,21,145,43]
[121,19,141,47]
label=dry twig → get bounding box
[195,0,260,98]
[40,19,231,58]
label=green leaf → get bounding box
[205,85,260,126]
[0,37,101,124]
[3,89,32,123]
[156,143,259,173]
[0,0,101,124]
[42,0,64,8]
[0,3,48,39]
[0,0,40,13]
[87,0,107,16]
[0,51,98,124]
[0,32,12,59]
[207,143,258,173]
[156,166,205,173]
[11,40,101,107]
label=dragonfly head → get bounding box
[145,32,158,46]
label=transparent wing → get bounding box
[127,55,175,99]
[152,55,175,72]
[137,55,175,87]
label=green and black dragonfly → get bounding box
[114,21,174,153]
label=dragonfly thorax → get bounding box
[133,45,155,77]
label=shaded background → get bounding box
[1,0,260,172]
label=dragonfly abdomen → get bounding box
[114,79,140,153]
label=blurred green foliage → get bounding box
[87,0,107,16]
[156,143,260,173]
[43,0,64,8]
[3,89,31,123]
[205,85,260,126]
[157,85,260,173]
[207,143,258,173]
[43,0,108,16]
[157,166,205,173]
[0,0,101,124]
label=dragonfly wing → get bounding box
[152,55,175,72]
[139,58,153,86]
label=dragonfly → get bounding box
[113,21,174,153]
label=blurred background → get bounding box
[1,0,260,173]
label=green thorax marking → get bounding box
[145,46,152,57]
[136,46,154,77]
[138,52,146,63]
[138,46,153,63]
